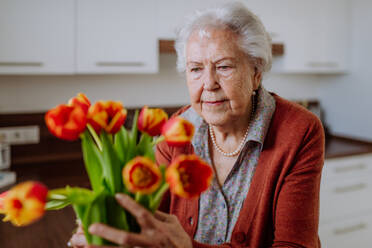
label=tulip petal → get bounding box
[88,101,127,134]
[45,104,87,141]
[162,117,195,146]
[138,106,168,136]
[123,157,162,194]
[166,154,213,198]
[1,181,48,226]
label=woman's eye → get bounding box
[191,67,202,72]
[217,65,231,70]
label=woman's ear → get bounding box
[253,67,262,90]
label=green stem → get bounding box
[150,183,169,211]
[87,124,103,151]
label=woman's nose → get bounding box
[203,68,219,90]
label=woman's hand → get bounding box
[85,193,192,248]
[69,220,87,248]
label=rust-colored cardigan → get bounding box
[156,94,325,248]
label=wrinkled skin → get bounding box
[69,194,192,248]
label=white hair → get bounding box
[175,2,272,74]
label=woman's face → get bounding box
[185,28,261,127]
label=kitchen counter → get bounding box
[0,136,372,248]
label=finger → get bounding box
[115,194,156,227]
[154,211,170,222]
[89,223,153,247]
[76,223,84,234]
[154,211,180,225]
[70,233,87,247]
[84,245,125,248]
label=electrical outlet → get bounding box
[0,126,40,145]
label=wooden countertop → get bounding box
[325,135,372,159]
[1,136,372,248]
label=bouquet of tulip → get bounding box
[0,93,213,245]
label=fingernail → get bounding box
[115,193,126,200]
[88,224,97,233]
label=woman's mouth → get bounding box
[203,100,227,106]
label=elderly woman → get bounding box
[72,2,324,248]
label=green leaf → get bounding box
[150,165,169,212]
[66,187,95,205]
[127,110,139,161]
[47,188,68,200]
[45,199,71,210]
[114,126,130,166]
[136,133,155,161]
[81,130,104,192]
[106,195,129,231]
[82,191,107,245]
[101,132,123,194]
[73,204,87,222]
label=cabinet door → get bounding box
[76,0,158,74]
[319,214,372,248]
[0,0,74,74]
[303,0,351,73]
[268,0,351,74]
[320,175,372,224]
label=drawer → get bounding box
[319,213,372,248]
[322,154,372,182]
[320,175,372,223]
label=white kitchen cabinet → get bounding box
[76,0,158,74]
[0,0,75,74]
[319,154,372,247]
[156,0,351,74]
[319,213,372,248]
[269,0,351,74]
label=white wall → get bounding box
[317,0,372,141]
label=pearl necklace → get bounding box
[209,99,256,157]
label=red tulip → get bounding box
[0,181,48,226]
[123,157,162,194]
[162,117,195,146]
[166,154,213,198]
[138,106,168,136]
[87,101,127,134]
[68,93,91,113]
[45,104,87,141]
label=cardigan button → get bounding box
[188,217,193,225]
[233,232,246,243]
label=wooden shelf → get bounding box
[159,39,284,56]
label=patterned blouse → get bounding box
[179,86,276,245]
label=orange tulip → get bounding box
[0,181,48,226]
[45,104,87,141]
[88,101,127,134]
[68,93,91,113]
[138,106,168,136]
[123,157,162,194]
[166,154,213,198]
[162,117,195,146]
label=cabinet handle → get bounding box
[334,163,366,173]
[306,61,339,68]
[96,62,145,67]
[0,62,43,67]
[333,183,367,194]
[333,223,367,235]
